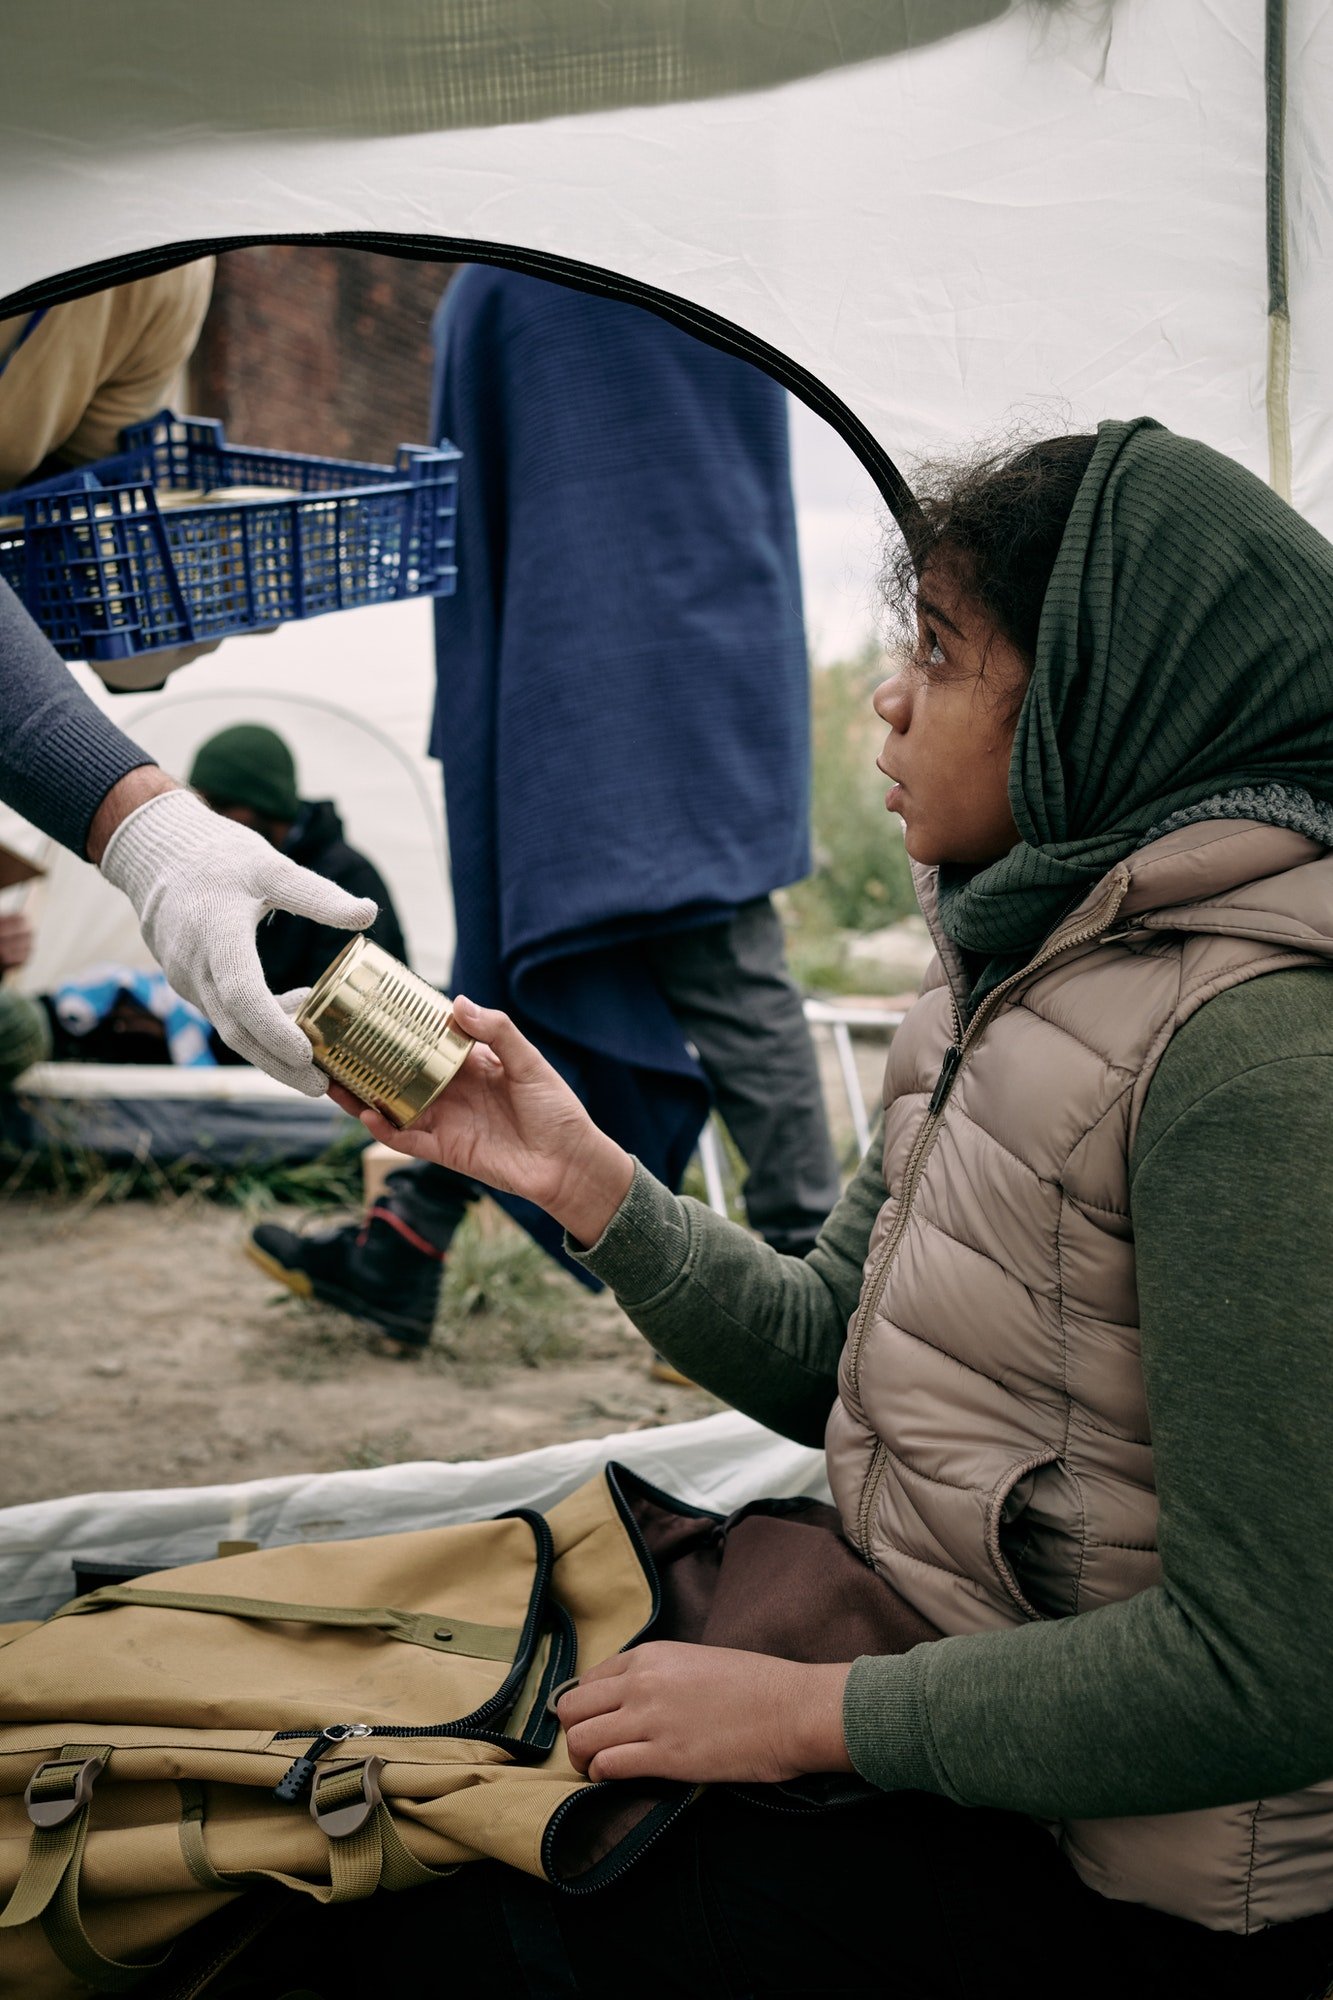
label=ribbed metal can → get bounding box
[295,936,475,1128]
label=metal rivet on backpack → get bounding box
[435,1629,453,1642]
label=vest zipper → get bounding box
[847,871,1131,1560]
[927,1041,961,1115]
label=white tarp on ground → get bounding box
[0,1412,829,1623]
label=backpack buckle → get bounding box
[310,1756,385,1838]
[25,1754,104,1828]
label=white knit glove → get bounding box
[99,787,376,1095]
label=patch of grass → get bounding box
[0,1126,368,1213]
[781,923,924,999]
[425,1205,583,1378]
[243,1200,587,1387]
[257,1295,368,1383]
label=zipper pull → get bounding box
[273,1723,372,1804]
[928,1044,961,1117]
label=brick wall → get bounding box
[188,246,458,464]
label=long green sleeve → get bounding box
[843,968,1333,1819]
[569,1115,883,1448]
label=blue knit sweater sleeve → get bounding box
[0,579,154,853]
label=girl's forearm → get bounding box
[548,1131,636,1248]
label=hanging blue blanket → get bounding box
[429,267,811,1272]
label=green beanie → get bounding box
[189,723,300,821]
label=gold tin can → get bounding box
[296,936,475,1128]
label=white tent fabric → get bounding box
[3,5,1327,522]
[0,1412,828,1623]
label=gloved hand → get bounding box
[99,786,375,1094]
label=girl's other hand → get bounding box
[328,993,634,1247]
[556,1642,855,1786]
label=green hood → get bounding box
[937,418,1333,1007]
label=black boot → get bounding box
[248,1199,447,1354]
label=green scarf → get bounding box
[937,418,1333,1012]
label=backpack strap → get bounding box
[310,1759,459,1893]
[0,1742,172,1993]
[0,1745,111,1932]
[177,1760,458,1909]
[54,1585,521,1661]
[177,1780,233,1894]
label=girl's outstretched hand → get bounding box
[328,994,634,1246]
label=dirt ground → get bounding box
[0,1021,897,1508]
[0,1199,727,1505]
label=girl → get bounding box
[302,419,1333,1997]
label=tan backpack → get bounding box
[0,1464,935,1998]
[0,1468,673,1997]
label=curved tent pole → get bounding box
[0,235,923,538]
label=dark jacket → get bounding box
[257,798,407,994]
[213,800,406,1065]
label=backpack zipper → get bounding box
[271,1506,566,1799]
[847,872,1131,1559]
[273,1723,373,1803]
[271,1608,575,1799]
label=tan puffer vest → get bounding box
[825,821,1333,1934]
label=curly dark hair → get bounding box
[884,432,1099,670]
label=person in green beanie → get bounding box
[189,721,303,828]
[187,721,408,1001]
[257,420,1333,1998]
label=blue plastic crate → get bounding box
[0,411,461,662]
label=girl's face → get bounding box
[873,562,1029,868]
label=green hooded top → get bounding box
[937,417,1333,1006]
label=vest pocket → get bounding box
[985,1450,1063,1622]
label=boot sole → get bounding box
[244,1241,431,1356]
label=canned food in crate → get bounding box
[296,937,474,1128]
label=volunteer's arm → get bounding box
[0,578,375,1090]
[0,576,157,852]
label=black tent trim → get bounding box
[0,233,922,535]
